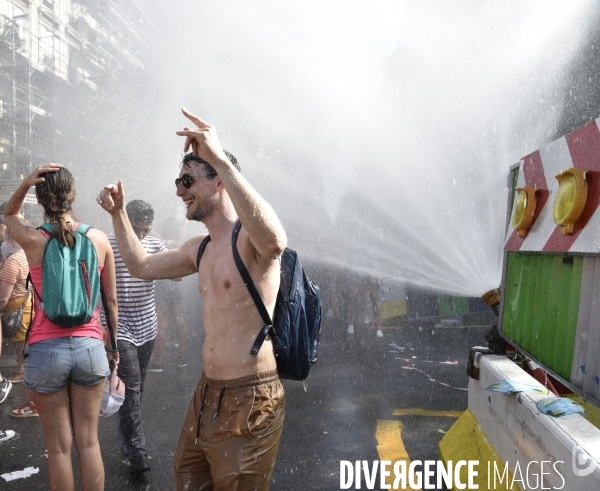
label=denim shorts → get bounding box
[24,336,110,394]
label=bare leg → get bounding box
[0,323,9,404]
[11,341,24,376]
[0,322,15,440]
[70,381,106,491]
[29,386,76,491]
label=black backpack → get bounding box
[196,219,322,380]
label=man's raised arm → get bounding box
[97,180,199,280]
[176,109,287,259]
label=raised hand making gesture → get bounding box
[96,180,126,215]
[176,108,231,172]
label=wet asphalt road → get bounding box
[0,314,489,490]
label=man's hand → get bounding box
[23,163,63,188]
[107,350,119,364]
[176,108,229,169]
[97,180,126,215]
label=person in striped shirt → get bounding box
[0,205,16,430]
[0,220,33,382]
[109,199,166,474]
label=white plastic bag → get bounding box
[99,359,125,417]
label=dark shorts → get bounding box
[174,370,286,491]
[24,336,109,394]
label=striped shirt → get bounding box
[0,248,29,297]
[109,234,167,346]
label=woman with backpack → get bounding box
[4,163,119,491]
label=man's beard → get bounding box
[187,200,213,223]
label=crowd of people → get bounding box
[0,109,381,490]
[0,109,289,491]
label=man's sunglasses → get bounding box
[175,172,216,189]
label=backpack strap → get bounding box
[230,219,274,357]
[31,223,54,307]
[22,273,35,354]
[196,235,211,270]
[76,224,92,235]
[39,223,93,236]
[39,223,52,238]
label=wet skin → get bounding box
[176,167,279,380]
[97,110,286,382]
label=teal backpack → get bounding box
[33,223,101,327]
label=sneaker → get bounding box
[346,325,354,334]
[130,454,151,473]
[376,329,384,338]
[0,378,12,404]
[0,429,15,443]
[146,364,163,373]
[11,400,38,418]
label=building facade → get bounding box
[0,0,151,203]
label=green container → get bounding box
[502,252,583,380]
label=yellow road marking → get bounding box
[376,420,421,490]
[392,408,463,418]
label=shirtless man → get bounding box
[97,109,287,491]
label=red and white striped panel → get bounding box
[505,118,600,253]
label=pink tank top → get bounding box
[27,225,105,345]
